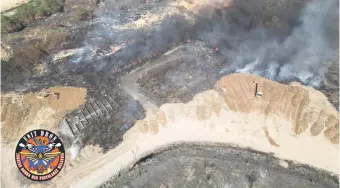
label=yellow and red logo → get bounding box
[15,129,65,181]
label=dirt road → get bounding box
[50,74,338,188]
[121,45,186,115]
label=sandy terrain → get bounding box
[1,87,87,142]
[1,0,28,12]
[1,87,87,188]
[31,73,337,188]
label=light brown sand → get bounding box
[2,74,338,188]
[1,87,86,188]
[1,0,28,12]
[1,87,86,143]
[48,73,338,188]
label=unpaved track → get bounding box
[49,73,338,188]
[121,46,185,115]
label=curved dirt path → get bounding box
[120,45,185,115]
[49,73,338,188]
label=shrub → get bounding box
[1,15,25,33]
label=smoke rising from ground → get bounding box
[244,0,337,86]
[74,0,338,88]
[197,0,338,87]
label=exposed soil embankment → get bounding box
[1,87,87,143]
[216,73,339,143]
[48,73,338,188]
[1,87,86,188]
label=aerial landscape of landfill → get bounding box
[0,0,339,187]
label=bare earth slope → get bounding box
[216,73,339,143]
[0,87,87,188]
[47,73,338,188]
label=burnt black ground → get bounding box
[1,0,339,187]
[101,143,339,188]
[137,41,225,106]
[1,0,313,93]
[60,89,145,152]
[1,0,338,153]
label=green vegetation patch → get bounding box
[1,0,64,33]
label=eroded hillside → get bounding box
[46,73,338,188]
[133,73,338,145]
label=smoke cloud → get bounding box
[72,0,338,88]
[197,0,338,87]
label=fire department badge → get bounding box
[15,129,65,181]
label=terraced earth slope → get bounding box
[43,73,338,188]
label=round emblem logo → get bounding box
[15,129,65,181]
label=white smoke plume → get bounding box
[200,0,338,87]
[72,0,338,88]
